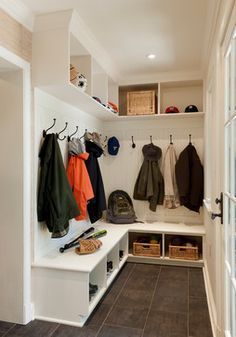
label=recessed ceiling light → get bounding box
[146,54,156,59]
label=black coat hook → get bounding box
[189,134,192,144]
[170,134,173,144]
[67,126,79,142]
[57,122,68,141]
[131,136,136,148]
[150,135,153,143]
[43,118,56,137]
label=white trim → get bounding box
[0,0,34,31]
[0,44,32,324]
[203,262,220,337]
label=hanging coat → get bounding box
[67,153,94,220]
[37,134,80,238]
[175,144,203,213]
[162,144,180,209]
[85,141,107,223]
[133,143,164,211]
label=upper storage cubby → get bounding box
[32,10,119,121]
[118,79,203,119]
[159,80,203,114]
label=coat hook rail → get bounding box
[67,126,79,142]
[57,122,68,141]
[43,118,56,137]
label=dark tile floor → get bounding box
[0,263,213,337]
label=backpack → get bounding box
[106,190,137,224]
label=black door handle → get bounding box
[211,213,222,220]
[211,193,223,224]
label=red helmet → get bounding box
[165,106,179,114]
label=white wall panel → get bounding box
[102,117,204,225]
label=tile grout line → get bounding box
[94,263,136,337]
[1,323,16,337]
[140,265,162,337]
[48,323,60,337]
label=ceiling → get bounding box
[20,0,214,83]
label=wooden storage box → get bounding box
[127,90,156,115]
[133,242,161,257]
[169,245,199,260]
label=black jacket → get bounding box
[175,144,203,213]
[85,141,106,223]
[133,143,164,211]
[37,134,80,238]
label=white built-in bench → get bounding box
[32,221,205,327]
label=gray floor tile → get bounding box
[97,324,143,337]
[116,288,153,308]
[151,293,188,313]
[86,303,111,326]
[143,310,188,337]
[51,324,99,337]
[0,321,15,336]
[132,263,161,276]
[189,297,213,337]
[105,305,148,329]
[4,320,58,337]
[155,277,188,298]
[125,273,157,291]
[189,268,206,298]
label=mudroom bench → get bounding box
[32,221,205,327]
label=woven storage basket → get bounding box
[127,90,156,115]
[169,245,199,260]
[133,242,160,257]
[70,64,79,84]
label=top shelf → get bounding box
[33,10,204,122]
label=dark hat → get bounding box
[108,136,120,155]
[142,143,162,161]
[185,105,198,113]
[165,106,179,114]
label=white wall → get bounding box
[102,116,204,225]
[0,70,24,323]
[33,89,103,260]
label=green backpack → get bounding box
[107,190,137,224]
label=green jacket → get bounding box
[37,134,80,238]
[133,143,164,211]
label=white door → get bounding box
[224,26,236,337]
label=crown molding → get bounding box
[0,0,34,31]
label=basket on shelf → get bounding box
[133,242,161,257]
[127,90,156,115]
[169,245,199,260]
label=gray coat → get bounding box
[133,143,164,211]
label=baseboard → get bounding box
[23,303,34,324]
[203,262,221,337]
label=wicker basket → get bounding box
[169,245,199,260]
[127,90,156,115]
[133,242,161,257]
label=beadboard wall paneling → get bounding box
[33,89,103,260]
[101,117,204,225]
[0,9,32,62]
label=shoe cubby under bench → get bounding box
[32,221,205,327]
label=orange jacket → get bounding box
[67,153,94,220]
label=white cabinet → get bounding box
[32,227,129,327]
[32,10,119,121]
[127,222,205,267]
[32,222,204,326]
